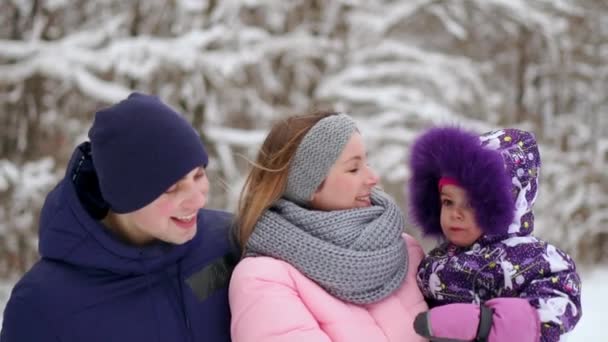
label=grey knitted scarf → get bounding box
[245,189,408,305]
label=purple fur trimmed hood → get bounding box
[408,127,541,237]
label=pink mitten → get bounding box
[414,303,480,341]
[413,298,540,342]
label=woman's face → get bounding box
[310,132,379,211]
[109,166,209,245]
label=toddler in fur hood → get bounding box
[408,126,581,342]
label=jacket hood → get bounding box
[38,142,197,275]
[408,127,540,238]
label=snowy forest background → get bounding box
[0,0,607,335]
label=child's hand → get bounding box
[413,297,540,342]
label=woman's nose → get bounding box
[366,166,379,186]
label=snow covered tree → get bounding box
[0,0,606,280]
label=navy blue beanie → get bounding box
[88,92,208,213]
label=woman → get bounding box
[229,112,427,342]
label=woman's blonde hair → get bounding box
[235,111,338,251]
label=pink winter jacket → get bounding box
[229,234,428,342]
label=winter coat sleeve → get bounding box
[1,296,60,342]
[229,257,332,342]
[517,245,582,342]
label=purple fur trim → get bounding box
[408,127,515,237]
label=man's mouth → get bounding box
[171,212,197,228]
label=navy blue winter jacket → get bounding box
[1,143,237,342]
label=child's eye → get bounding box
[348,168,359,173]
[441,199,452,206]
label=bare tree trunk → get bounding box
[514,27,530,124]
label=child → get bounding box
[229,112,428,342]
[408,126,581,342]
[1,93,236,342]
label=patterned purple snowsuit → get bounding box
[409,127,581,341]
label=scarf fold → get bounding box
[245,189,408,304]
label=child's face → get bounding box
[310,132,379,211]
[113,166,209,245]
[439,184,483,247]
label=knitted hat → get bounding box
[284,114,357,205]
[89,92,208,213]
